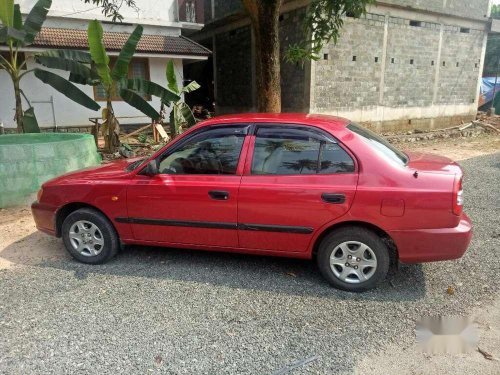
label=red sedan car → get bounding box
[32,114,472,292]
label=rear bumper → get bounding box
[31,201,57,236]
[390,213,472,263]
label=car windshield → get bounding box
[347,123,408,166]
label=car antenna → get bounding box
[413,171,419,178]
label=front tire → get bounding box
[317,227,390,292]
[62,208,119,264]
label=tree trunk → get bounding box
[13,78,24,133]
[243,0,282,113]
[104,100,120,152]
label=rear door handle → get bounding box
[208,190,229,200]
[321,193,346,204]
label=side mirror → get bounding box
[142,160,159,176]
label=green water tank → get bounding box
[0,133,101,208]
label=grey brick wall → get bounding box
[435,27,484,105]
[215,26,253,109]
[313,13,485,113]
[381,0,490,20]
[314,14,385,111]
[383,17,440,107]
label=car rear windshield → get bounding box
[347,123,408,166]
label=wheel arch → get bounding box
[312,221,398,264]
[55,202,116,238]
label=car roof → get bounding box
[198,113,351,130]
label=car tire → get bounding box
[62,208,119,264]
[317,227,390,292]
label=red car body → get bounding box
[32,114,472,264]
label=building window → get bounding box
[409,20,422,27]
[185,0,196,23]
[93,57,151,101]
[0,52,26,70]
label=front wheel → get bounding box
[317,227,390,292]
[62,208,119,264]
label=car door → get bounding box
[126,124,249,247]
[237,124,358,252]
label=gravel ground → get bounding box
[0,153,499,375]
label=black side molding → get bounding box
[238,223,313,234]
[115,217,237,230]
[321,193,346,204]
[115,217,313,234]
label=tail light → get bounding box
[452,175,463,216]
[37,187,43,202]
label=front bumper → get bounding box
[389,213,473,263]
[31,201,57,236]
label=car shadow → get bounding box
[1,232,426,301]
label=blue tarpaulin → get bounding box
[479,77,500,110]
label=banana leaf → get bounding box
[111,25,143,81]
[88,20,112,89]
[0,0,14,28]
[166,60,179,94]
[182,81,200,94]
[23,0,51,44]
[34,68,100,111]
[38,49,92,64]
[120,88,160,120]
[179,102,196,127]
[127,78,180,104]
[0,26,26,43]
[13,5,22,30]
[69,72,100,86]
[22,107,40,133]
[35,56,94,79]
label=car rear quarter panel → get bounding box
[335,133,459,232]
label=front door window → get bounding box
[158,126,248,175]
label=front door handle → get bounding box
[208,190,229,200]
[322,193,346,204]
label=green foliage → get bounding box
[130,60,199,138]
[0,0,53,132]
[492,4,500,19]
[34,69,101,111]
[23,0,51,43]
[88,20,112,89]
[0,0,14,27]
[165,60,199,134]
[111,24,143,81]
[119,88,160,120]
[126,78,180,103]
[484,34,500,77]
[284,0,374,64]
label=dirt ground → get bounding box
[395,133,500,161]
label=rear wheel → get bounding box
[317,227,390,292]
[62,208,119,264]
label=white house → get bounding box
[0,0,209,130]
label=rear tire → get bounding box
[317,227,390,292]
[62,208,119,264]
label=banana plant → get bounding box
[165,60,200,137]
[36,21,165,151]
[0,0,102,133]
[128,60,200,138]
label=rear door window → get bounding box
[251,126,355,175]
